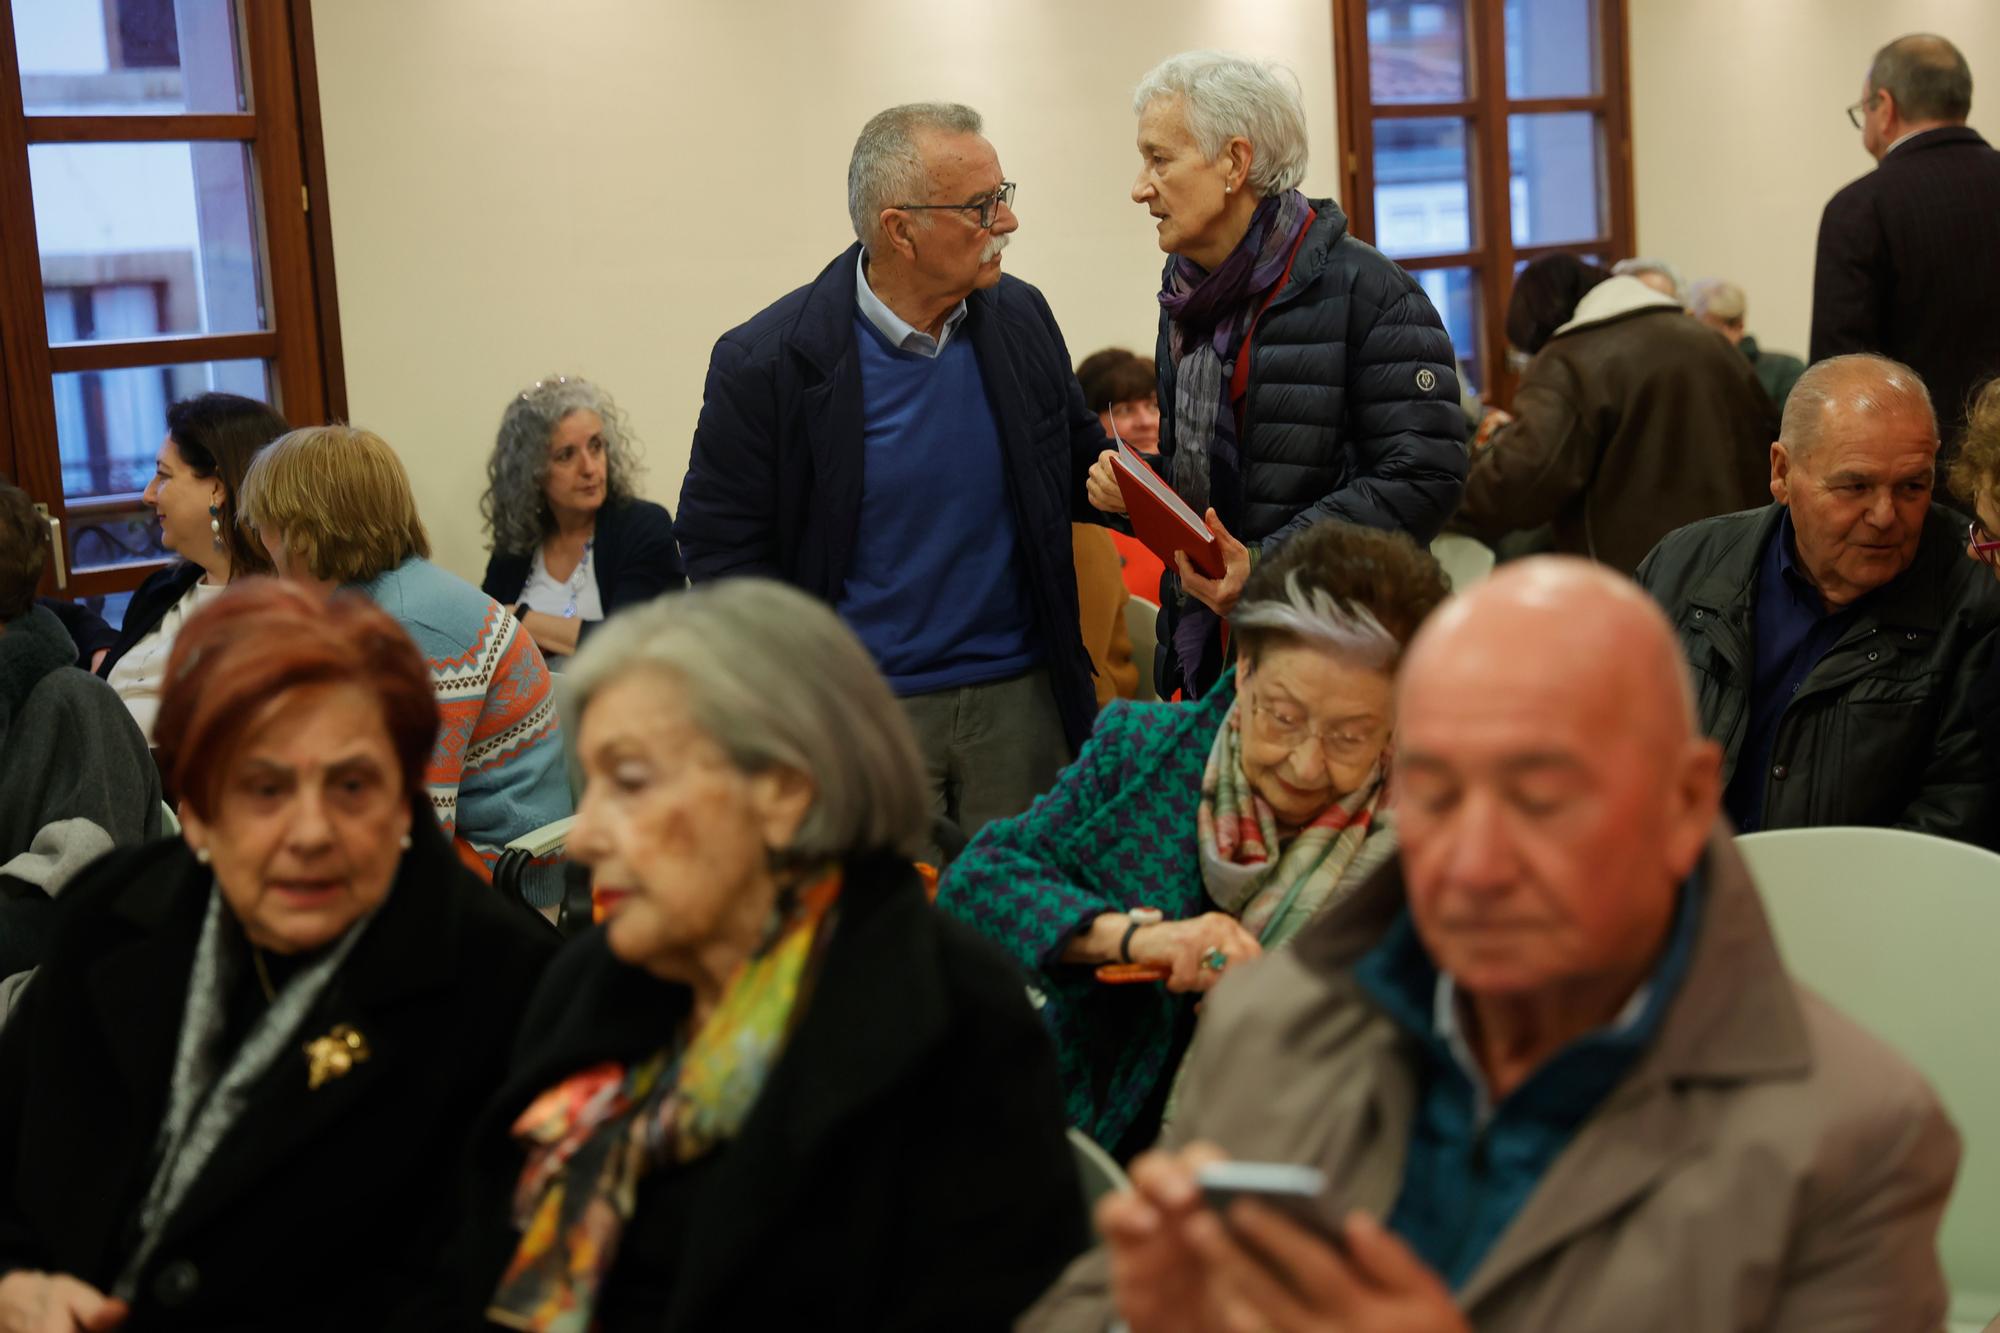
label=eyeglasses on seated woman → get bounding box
[443,579,1088,1332]
[938,521,1450,1160]
[0,579,555,1332]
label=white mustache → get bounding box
[981,233,1010,263]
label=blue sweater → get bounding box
[838,312,1038,695]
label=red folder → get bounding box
[1110,441,1224,579]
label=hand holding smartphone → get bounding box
[1195,1160,1345,1248]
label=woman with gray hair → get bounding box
[1084,51,1465,701]
[449,579,1087,1331]
[479,375,684,665]
[940,522,1449,1158]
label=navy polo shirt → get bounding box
[1353,875,1704,1290]
[1724,510,1860,832]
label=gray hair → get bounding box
[1687,278,1746,323]
[1233,570,1402,673]
[847,102,985,246]
[1780,353,1937,460]
[1612,257,1687,306]
[481,375,644,555]
[566,579,931,863]
[1132,51,1310,198]
[1869,34,1972,124]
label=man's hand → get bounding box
[1088,449,1129,515]
[1187,1203,1471,1333]
[0,1270,129,1333]
[1102,1144,1238,1333]
[1174,509,1252,616]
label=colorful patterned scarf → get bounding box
[486,868,842,1332]
[1196,701,1383,947]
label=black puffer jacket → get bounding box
[1635,502,2000,848]
[1153,197,1468,552]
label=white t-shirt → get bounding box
[520,544,603,623]
[108,577,229,742]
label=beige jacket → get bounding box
[1024,827,1958,1332]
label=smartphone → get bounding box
[1195,1160,1344,1246]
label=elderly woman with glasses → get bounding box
[1083,51,1465,701]
[480,376,685,666]
[444,580,1086,1332]
[939,522,1449,1158]
[0,581,554,1331]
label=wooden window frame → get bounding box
[0,0,344,600]
[1331,0,1636,407]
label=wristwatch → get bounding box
[1120,907,1164,963]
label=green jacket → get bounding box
[1741,335,1806,414]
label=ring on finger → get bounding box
[1200,946,1228,972]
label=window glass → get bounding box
[1367,0,1468,104]
[1373,117,1475,257]
[55,357,269,506]
[1509,112,1603,246]
[1504,0,1599,97]
[14,0,246,115]
[1414,266,1483,393]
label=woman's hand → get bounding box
[1087,450,1129,514]
[0,1270,129,1333]
[1129,913,1262,992]
[1174,509,1252,617]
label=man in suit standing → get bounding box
[675,103,1107,846]
[1811,33,2000,461]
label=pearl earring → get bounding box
[399,834,412,851]
[208,502,224,552]
[194,847,211,866]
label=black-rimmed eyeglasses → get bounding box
[893,181,1017,229]
[1846,93,1879,129]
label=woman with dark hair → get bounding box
[479,376,684,666]
[96,392,291,739]
[0,580,554,1330]
[1452,254,1776,574]
[940,521,1449,1159]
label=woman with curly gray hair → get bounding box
[479,375,685,663]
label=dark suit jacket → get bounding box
[1810,126,2000,445]
[0,817,556,1331]
[93,561,203,681]
[479,497,686,645]
[438,853,1089,1332]
[674,245,1107,752]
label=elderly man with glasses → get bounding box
[676,103,1109,849]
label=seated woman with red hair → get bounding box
[0,580,555,1331]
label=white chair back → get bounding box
[1736,826,2000,1327]
[1429,533,1496,590]
[1066,1126,1129,1233]
[1124,596,1160,703]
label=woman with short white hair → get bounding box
[450,579,1088,1331]
[1085,51,1467,700]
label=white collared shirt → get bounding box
[854,252,968,358]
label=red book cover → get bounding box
[1110,440,1224,579]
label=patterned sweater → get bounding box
[355,558,573,908]
[936,673,1394,1154]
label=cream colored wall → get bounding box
[1630,0,1998,364]
[311,1,1341,582]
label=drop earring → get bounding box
[209,501,225,552]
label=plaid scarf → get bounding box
[487,868,841,1333]
[1196,701,1383,947]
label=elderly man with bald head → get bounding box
[1637,352,2000,847]
[1024,557,1957,1333]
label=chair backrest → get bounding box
[1066,1126,1129,1233]
[1429,533,1496,591]
[1124,596,1160,703]
[1736,826,2000,1325]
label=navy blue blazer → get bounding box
[674,244,1106,751]
[480,497,686,645]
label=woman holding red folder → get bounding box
[1085,52,1466,701]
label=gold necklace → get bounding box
[251,948,278,1003]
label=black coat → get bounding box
[1635,503,2000,847]
[479,497,686,644]
[94,561,203,681]
[439,853,1089,1332]
[674,245,1106,753]
[1810,127,2000,447]
[0,818,557,1331]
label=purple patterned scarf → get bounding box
[1159,189,1315,692]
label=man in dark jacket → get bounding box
[1635,354,2000,848]
[1811,34,2000,457]
[676,103,1105,842]
[1455,260,1776,575]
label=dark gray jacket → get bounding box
[1635,504,2000,847]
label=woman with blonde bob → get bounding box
[239,425,572,908]
[447,579,1087,1331]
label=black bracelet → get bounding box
[1120,917,1146,964]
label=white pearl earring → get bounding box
[399,834,412,851]
[193,847,211,865]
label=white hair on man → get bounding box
[1687,278,1747,325]
[1132,51,1310,198]
[1779,352,1937,460]
[846,102,984,247]
[1613,256,1687,306]
[1232,570,1402,672]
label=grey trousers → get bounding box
[900,667,1071,857]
